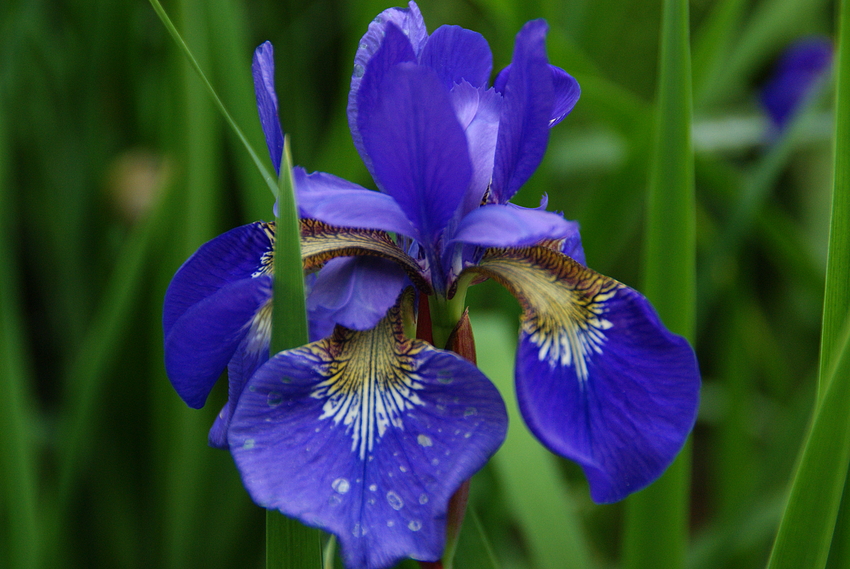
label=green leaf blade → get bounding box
[623,0,695,566]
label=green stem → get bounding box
[429,275,473,349]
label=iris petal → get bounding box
[165,276,273,409]
[449,82,502,216]
[299,219,430,294]
[419,25,492,91]
[470,247,699,503]
[229,307,507,569]
[549,65,581,126]
[253,42,285,174]
[350,22,417,177]
[451,203,576,249]
[307,256,409,331]
[490,20,555,204]
[358,62,472,243]
[294,168,420,239]
[494,63,580,127]
[163,222,273,340]
[208,307,272,449]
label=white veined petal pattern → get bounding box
[305,309,426,459]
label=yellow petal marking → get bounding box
[249,220,431,294]
[295,306,427,460]
[468,246,623,383]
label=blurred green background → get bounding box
[0,0,838,567]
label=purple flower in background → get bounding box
[760,37,833,133]
[163,3,700,568]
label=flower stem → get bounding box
[429,275,473,349]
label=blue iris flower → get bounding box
[163,3,700,568]
[760,37,833,134]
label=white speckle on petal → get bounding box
[332,478,350,494]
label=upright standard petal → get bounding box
[253,42,285,174]
[490,20,554,204]
[494,64,580,127]
[229,306,507,569]
[163,222,274,340]
[165,276,272,409]
[449,82,502,216]
[470,246,699,503]
[350,21,418,176]
[358,62,472,243]
[419,25,492,91]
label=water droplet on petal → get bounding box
[353,64,365,78]
[419,494,428,504]
[267,391,282,406]
[417,434,433,447]
[369,484,377,492]
[387,520,395,527]
[243,439,255,450]
[386,491,404,510]
[464,407,477,417]
[408,520,422,531]
[399,465,408,473]
[332,478,350,494]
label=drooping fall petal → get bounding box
[468,246,699,503]
[229,306,507,569]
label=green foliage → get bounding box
[0,0,842,567]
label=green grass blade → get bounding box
[451,508,501,569]
[0,92,41,569]
[205,0,272,222]
[817,0,850,400]
[147,0,278,198]
[766,322,850,569]
[267,139,322,569]
[271,138,309,353]
[821,0,850,564]
[54,179,174,512]
[622,0,694,566]
[473,312,595,569]
[691,0,746,104]
[697,0,831,110]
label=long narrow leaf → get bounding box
[267,140,323,569]
[147,0,278,197]
[474,312,594,569]
[0,89,41,569]
[821,0,850,564]
[766,322,850,569]
[622,0,695,566]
